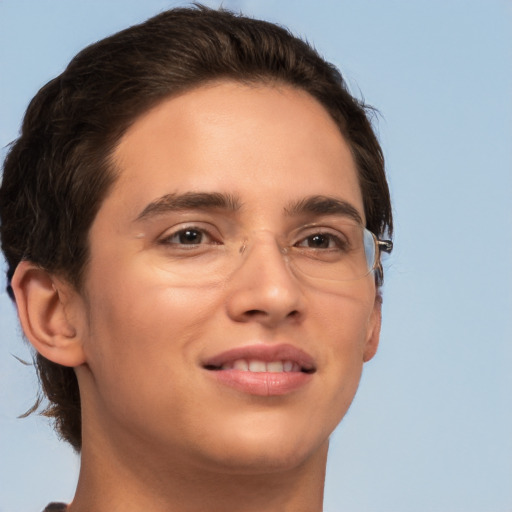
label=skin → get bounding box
[12,81,381,512]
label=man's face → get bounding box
[74,81,381,472]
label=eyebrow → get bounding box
[135,192,242,222]
[284,195,363,225]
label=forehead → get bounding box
[107,80,363,221]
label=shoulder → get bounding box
[42,503,68,512]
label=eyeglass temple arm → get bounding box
[377,239,393,253]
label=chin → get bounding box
[191,422,330,475]
[206,445,324,475]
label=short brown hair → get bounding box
[0,5,393,451]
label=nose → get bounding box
[224,234,305,327]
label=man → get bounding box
[0,6,392,511]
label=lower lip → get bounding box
[206,369,313,396]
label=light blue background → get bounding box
[1,1,511,511]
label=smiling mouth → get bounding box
[202,343,317,375]
[204,359,315,374]
[202,344,316,396]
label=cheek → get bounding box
[79,271,226,437]
[312,286,376,402]
[315,283,376,353]
[81,264,222,385]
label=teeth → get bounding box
[267,361,284,372]
[222,359,300,373]
[248,360,266,372]
[233,359,249,371]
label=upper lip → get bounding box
[202,343,316,373]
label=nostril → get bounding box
[242,309,299,318]
[244,309,265,317]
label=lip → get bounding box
[202,343,316,396]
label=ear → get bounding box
[11,261,86,367]
[363,293,382,362]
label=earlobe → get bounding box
[11,261,86,367]
[363,294,382,363]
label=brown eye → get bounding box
[177,229,203,244]
[297,232,343,250]
[306,234,330,248]
[162,228,210,246]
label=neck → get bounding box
[69,436,328,512]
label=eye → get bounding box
[159,226,218,247]
[295,232,347,250]
[171,228,204,245]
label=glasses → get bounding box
[157,221,393,289]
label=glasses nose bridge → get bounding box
[232,229,290,271]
